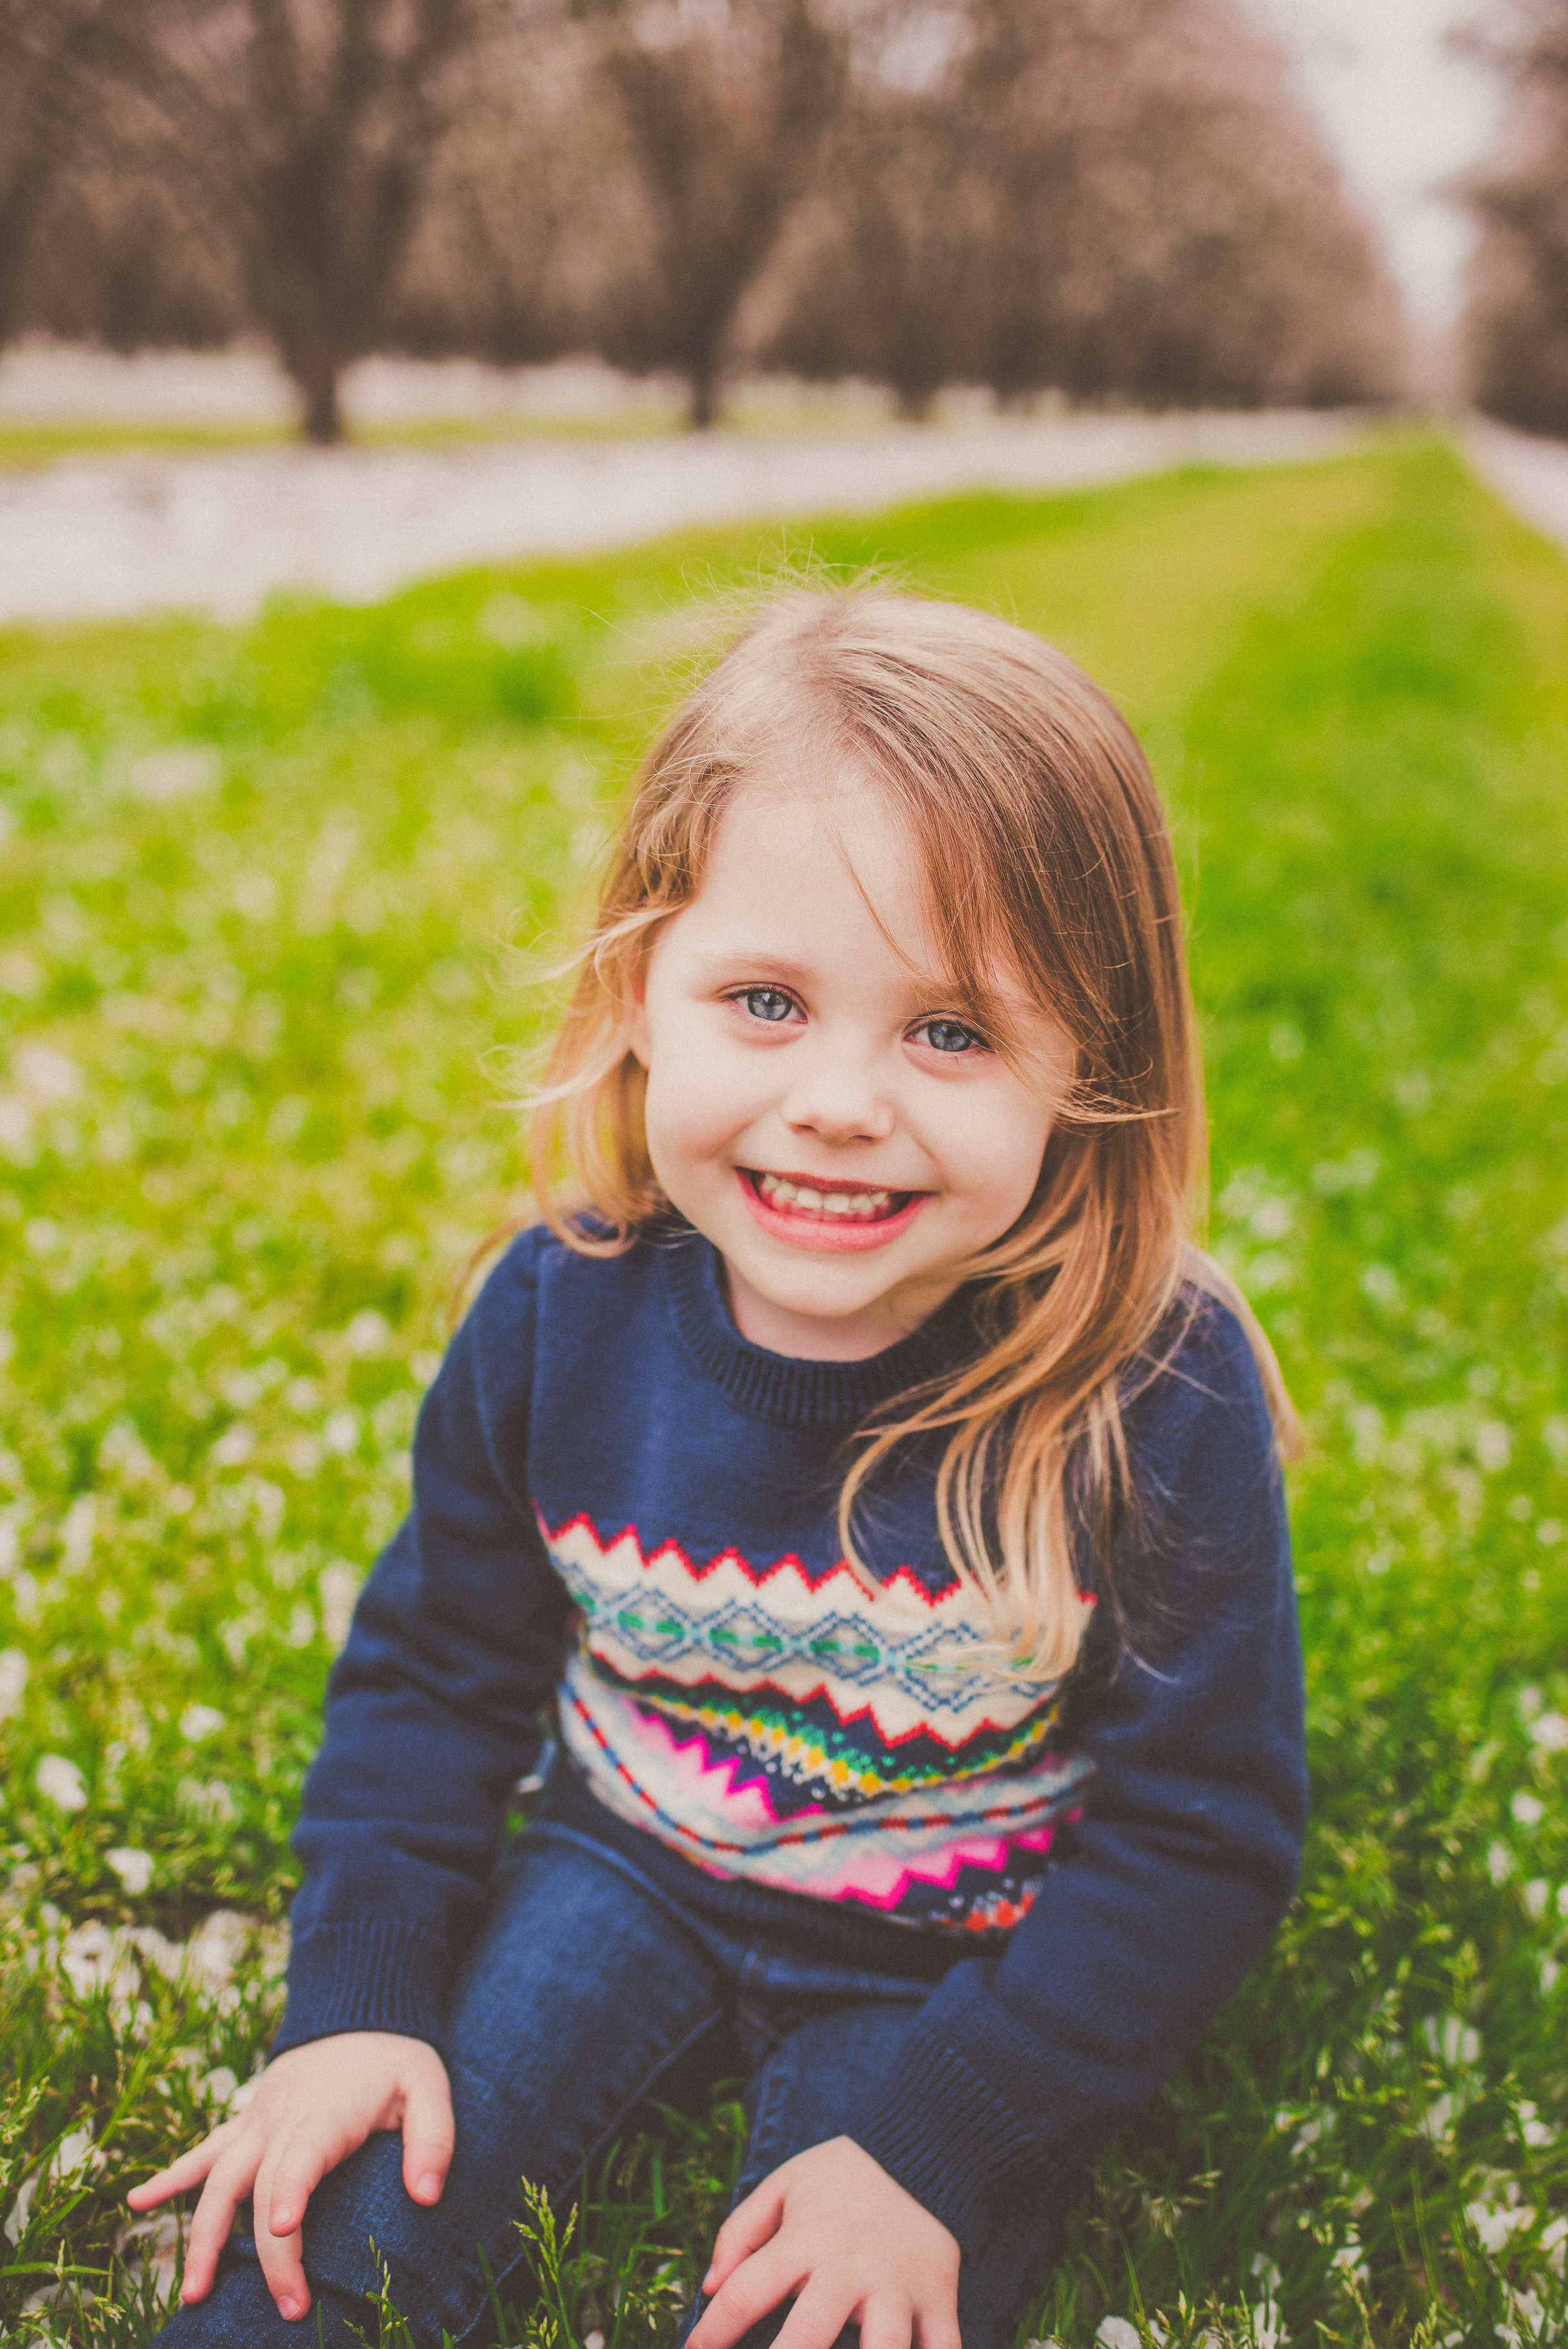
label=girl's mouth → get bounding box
[738,1169,930,1252]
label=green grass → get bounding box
[1,440,1565,2347]
[0,382,911,469]
[0,414,686,470]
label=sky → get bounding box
[1239,0,1508,330]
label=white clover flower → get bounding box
[1523,1880,1550,1921]
[1510,2286,1547,2340]
[115,2207,183,2293]
[1422,2092,1457,2143]
[128,745,220,804]
[0,1648,27,1719]
[319,1564,361,1647]
[177,1777,235,1823]
[1512,1791,1545,1828]
[4,2171,38,2246]
[179,1703,225,1742]
[1094,2321,1143,2349]
[1527,1711,1568,1753]
[12,1042,83,1105]
[1476,1421,1513,1472]
[1424,2015,1481,2068]
[183,1907,251,1992]
[1465,2200,1534,2256]
[53,2125,97,2178]
[59,1495,95,1569]
[107,1847,154,1895]
[322,1408,359,1456]
[343,1309,391,1357]
[35,1753,87,1811]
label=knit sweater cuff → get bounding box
[847,2032,1054,2262]
[273,1919,448,2056]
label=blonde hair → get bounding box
[520,585,1296,1682]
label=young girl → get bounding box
[132,585,1307,2349]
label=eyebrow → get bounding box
[690,950,822,990]
[691,948,970,1010]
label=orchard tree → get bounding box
[1461,0,1568,433]
[0,0,152,345]
[761,94,986,418]
[586,0,844,428]
[122,0,502,442]
[756,0,1402,415]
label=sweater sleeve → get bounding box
[276,1234,574,2056]
[846,1307,1308,2261]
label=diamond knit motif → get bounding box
[543,1511,1093,1927]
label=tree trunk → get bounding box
[687,361,721,430]
[298,361,346,445]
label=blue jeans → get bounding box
[154,1823,1064,2349]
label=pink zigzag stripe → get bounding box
[765,1823,1062,1914]
[543,1509,953,1610]
[601,1652,1062,1759]
[626,1705,1068,1909]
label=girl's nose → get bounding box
[780,1048,896,1147]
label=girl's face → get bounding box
[629,772,1073,1361]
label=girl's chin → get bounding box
[734,1168,931,1254]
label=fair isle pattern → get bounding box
[544,1511,1094,1927]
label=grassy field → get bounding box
[0,382,909,469]
[0,439,1565,2348]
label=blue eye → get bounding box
[742,987,796,1024]
[919,1019,983,1054]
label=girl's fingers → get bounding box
[400,2063,456,2204]
[690,2241,800,2349]
[772,2277,861,2349]
[127,2120,241,2210]
[702,2172,787,2293]
[912,2309,963,2349]
[265,2123,352,2237]
[253,2152,313,2321]
[180,2143,263,2304]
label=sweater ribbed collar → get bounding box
[659,1222,982,1428]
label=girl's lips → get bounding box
[736,1169,930,1253]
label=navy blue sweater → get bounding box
[279,1221,1306,2257]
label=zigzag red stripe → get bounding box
[584,1652,1061,1758]
[564,1687,1081,1862]
[543,1509,953,1609]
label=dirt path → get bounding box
[1464,420,1568,562]
[0,410,1365,627]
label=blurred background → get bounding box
[0,0,1554,459]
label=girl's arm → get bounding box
[132,1236,569,2320]
[278,1233,574,2055]
[835,1302,1308,2269]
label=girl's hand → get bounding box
[690,2136,961,2349]
[127,2031,454,2323]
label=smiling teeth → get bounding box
[758,1172,895,1219]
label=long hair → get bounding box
[517,584,1296,1682]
